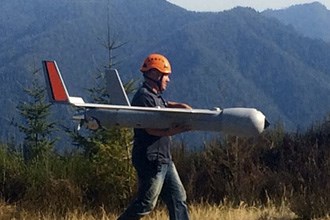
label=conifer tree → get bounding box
[66,1,136,208]
[16,65,56,162]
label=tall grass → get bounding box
[0,120,330,218]
[173,122,330,219]
[0,201,300,220]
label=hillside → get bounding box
[263,2,330,42]
[2,0,330,143]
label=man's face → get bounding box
[146,69,171,92]
[160,74,170,91]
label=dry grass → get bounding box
[0,202,329,220]
[143,202,299,220]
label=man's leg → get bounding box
[160,161,190,220]
[117,163,168,220]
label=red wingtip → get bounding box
[43,60,69,102]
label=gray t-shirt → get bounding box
[131,83,171,165]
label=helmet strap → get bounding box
[143,73,163,93]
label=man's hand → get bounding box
[146,124,191,137]
[167,101,192,109]
[145,101,192,137]
[167,124,192,136]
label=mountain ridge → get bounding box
[1,0,330,142]
[263,1,330,42]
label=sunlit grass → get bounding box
[1,200,330,220]
[0,201,301,220]
[144,202,299,220]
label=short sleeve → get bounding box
[131,89,156,107]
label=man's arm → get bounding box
[146,124,191,137]
[167,101,192,109]
[146,101,192,136]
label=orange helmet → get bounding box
[140,53,171,74]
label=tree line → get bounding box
[0,63,329,219]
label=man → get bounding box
[118,53,191,220]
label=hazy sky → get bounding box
[167,0,330,11]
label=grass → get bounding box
[1,200,330,220]
[0,201,310,220]
[142,202,302,220]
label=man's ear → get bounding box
[148,70,161,80]
[157,73,163,80]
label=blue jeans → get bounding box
[117,160,190,220]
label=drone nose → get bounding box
[264,119,270,129]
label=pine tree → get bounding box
[16,66,56,162]
[66,1,136,208]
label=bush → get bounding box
[174,122,330,218]
[1,119,330,218]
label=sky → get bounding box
[166,0,330,11]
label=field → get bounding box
[2,202,330,220]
